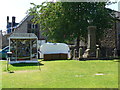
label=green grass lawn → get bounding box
[1,60,119,88]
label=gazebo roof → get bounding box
[9,33,37,39]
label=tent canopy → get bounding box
[40,43,70,54]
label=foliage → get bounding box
[29,2,114,43]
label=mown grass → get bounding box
[1,60,119,88]
[0,61,2,90]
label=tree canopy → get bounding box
[29,2,114,44]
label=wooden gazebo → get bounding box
[9,33,38,64]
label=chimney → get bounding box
[12,16,16,27]
[0,30,2,34]
[7,16,9,23]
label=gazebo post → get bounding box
[15,40,17,61]
[6,38,10,71]
[6,57,9,71]
[38,61,41,70]
[6,52,14,73]
[30,39,32,61]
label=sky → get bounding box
[0,0,46,32]
[0,0,119,33]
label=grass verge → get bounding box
[1,60,118,88]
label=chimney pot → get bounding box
[12,16,16,27]
[7,16,9,23]
[12,16,16,23]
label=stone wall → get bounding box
[0,31,2,49]
[2,33,12,48]
[2,15,45,48]
[13,15,33,33]
[100,27,116,57]
[116,21,120,50]
[14,15,44,40]
[101,28,116,49]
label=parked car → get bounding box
[0,46,9,60]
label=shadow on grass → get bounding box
[11,62,44,67]
[43,59,70,61]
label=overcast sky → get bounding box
[0,0,119,32]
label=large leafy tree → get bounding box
[29,1,114,50]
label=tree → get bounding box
[29,1,115,52]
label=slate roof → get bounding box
[9,33,37,39]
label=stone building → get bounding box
[100,10,120,57]
[2,14,45,48]
[116,11,120,56]
[13,15,44,40]
[0,30,2,49]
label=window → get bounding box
[32,24,35,29]
[27,24,31,29]
[35,24,38,28]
